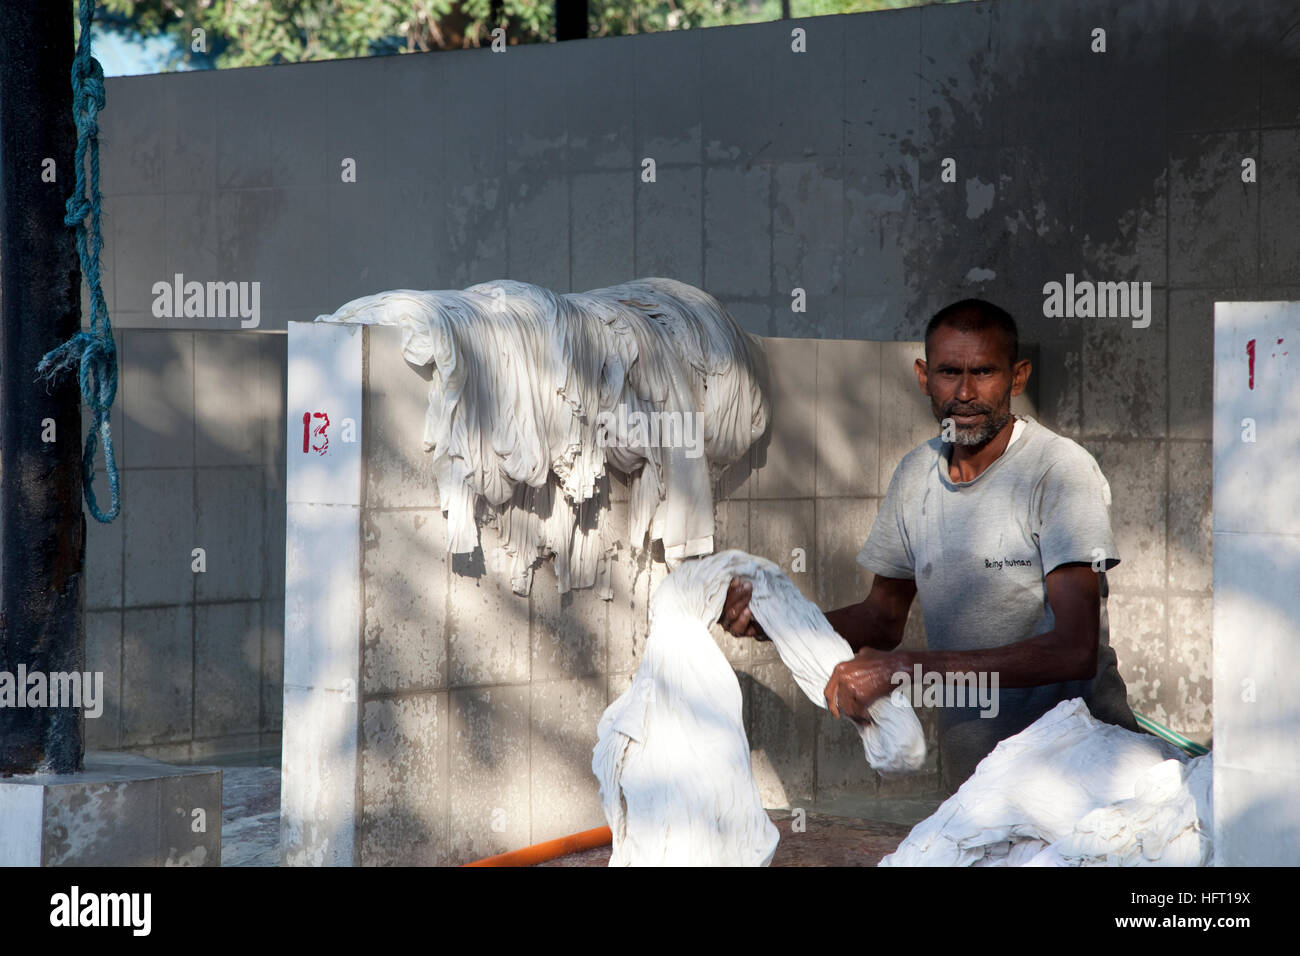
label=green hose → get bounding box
[1134,711,1210,757]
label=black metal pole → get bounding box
[0,0,86,773]
[555,0,588,41]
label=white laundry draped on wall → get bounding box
[316,278,770,598]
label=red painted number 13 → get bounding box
[302,411,330,455]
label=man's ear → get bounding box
[1010,358,1032,397]
[914,357,929,394]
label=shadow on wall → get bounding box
[877,0,1288,741]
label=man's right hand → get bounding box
[718,577,769,640]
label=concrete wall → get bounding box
[284,321,1038,865]
[64,0,1300,776]
[1211,302,1300,865]
[78,331,285,762]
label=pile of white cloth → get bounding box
[592,549,927,867]
[316,278,769,598]
[881,697,1213,867]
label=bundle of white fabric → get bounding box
[1025,752,1213,866]
[316,278,769,598]
[880,698,1212,867]
[592,549,927,867]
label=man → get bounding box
[720,298,1139,793]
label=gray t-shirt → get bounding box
[857,415,1138,791]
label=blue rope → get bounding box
[36,0,120,523]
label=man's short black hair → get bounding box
[924,298,1019,369]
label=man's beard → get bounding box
[938,401,1013,447]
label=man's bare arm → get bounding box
[824,574,917,652]
[825,563,1101,719]
[719,573,917,649]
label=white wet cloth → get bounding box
[880,697,1212,867]
[592,549,927,867]
[1024,753,1213,867]
[316,278,769,597]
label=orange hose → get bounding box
[463,825,613,867]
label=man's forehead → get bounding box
[927,328,1006,363]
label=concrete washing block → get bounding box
[713,497,751,555]
[1213,302,1300,536]
[0,753,220,866]
[877,341,934,492]
[1212,763,1300,867]
[447,526,530,688]
[1086,438,1167,593]
[363,324,440,507]
[121,606,192,747]
[195,467,265,602]
[1165,595,1213,745]
[84,610,123,752]
[195,601,261,739]
[1212,533,1300,780]
[814,707,880,802]
[282,320,364,866]
[83,491,124,610]
[1212,300,1300,865]
[122,330,194,467]
[606,534,650,677]
[361,692,448,867]
[284,501,361,693]
[362,509,449,696]
[195,332,264,466]
[529,677,607,844]
[122,468,194,607]
[448,685,531,864]
[281,684,358,866]
[1106,593,1167,724]
[531,563,608,682]
[815,497,878,613]
[286,320,363,507]
[754,338,817,499]
[261,597,284,734]
[1167,441,1214,593]
[816,339,880,498]
[746,660,817,808]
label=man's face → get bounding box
[915,324,1030,448]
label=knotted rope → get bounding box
[36,0,120,522]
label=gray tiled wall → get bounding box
[82,0,1299,765]
[80,331,285,762]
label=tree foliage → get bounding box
[88,0,960,69]
[95,0,555,67]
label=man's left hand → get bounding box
[824,648,909,721]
